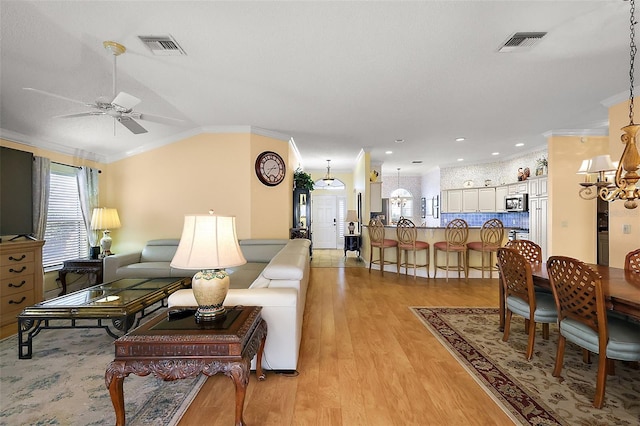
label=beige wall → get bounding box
[547,135,608,263]
[105,132,292,254]
[608,101,640,268]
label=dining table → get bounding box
[498,263,640,331]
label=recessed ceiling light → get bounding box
[492,152,500,156]
[515,142,524,147]
[395,139,405,144]
[385,151,393,154]
[455,137,465,142]
[457,158,464,162]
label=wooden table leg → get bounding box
[498,271,505,332]
[256,320,267,381]
[106,363,127,426]
[58,270,68,296]
[228,361,250,426]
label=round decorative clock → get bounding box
[255,151,286,186]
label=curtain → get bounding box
[77,167,100,247]
[32,156,50,240]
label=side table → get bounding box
[344,233,361,257]
[105,306,267,426]
[58,258,103,296]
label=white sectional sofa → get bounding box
[104,238,311,372]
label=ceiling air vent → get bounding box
[498,32,547,53]
[138,35,186,56]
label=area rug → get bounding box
[410,307,640,426]
[0,319,206,425]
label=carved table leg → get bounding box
[58,270,68,296]
[228,360,250,426]
[105,362,127,426]
[256,321,267,381]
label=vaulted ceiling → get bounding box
[0,1,630,175]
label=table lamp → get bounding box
[170,212,246,321]
[90,208,121,257]
[345,210,358,234]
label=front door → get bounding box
[312,195,337,249]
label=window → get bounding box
[389,188,414,224]
[42,164,88,271]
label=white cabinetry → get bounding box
[508,182,528,195]
[462,188,496,212]
[529,176,548,259]
[441,191,448,213]
[495,186,508,212]
[370,182,382,212]
[447,190,462,213]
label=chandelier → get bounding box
[579,0,640,209]
[392,168,407,208]
[322,159,335,185]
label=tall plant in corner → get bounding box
[294,168,314,190]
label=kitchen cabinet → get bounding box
[528,176,547,197]
[495,186,508,212]
[370,182,382,212]
[446,189,462,213]
[529,191,548,260]
[508,182,528,195]
[461,188,495,212]
[441,191,448,213]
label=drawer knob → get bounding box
[8,254,26,262]
[9,266,27,273]
[9,296,26,305]
[8,280,27,288]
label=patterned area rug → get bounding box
[411,307,640,426]
[0,318,206,425]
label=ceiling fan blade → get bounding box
[23,87,90,106]
[117,116,148,134]
[136,112,185,126]
[54,111,105,119]
[112,91,141,111]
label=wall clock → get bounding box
[255,151,286,186]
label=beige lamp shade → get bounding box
[576,159,592,174]
[170,214,246,270]
[587,155,616,173]
[90,208,121,230]
[345,210,358,223]
[171,213,246,321]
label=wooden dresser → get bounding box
[0,240,45,327]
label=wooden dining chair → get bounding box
[396,217,430,279]
[547,256,640,408]
[497,247,557,360]
[368,217,398,275]
[467,218,504,279]
[625,248,640,272]
[505,239,542,264]
[433,218,469,282]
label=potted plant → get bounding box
[293,168,314,190]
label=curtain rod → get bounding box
[40,158,102,173]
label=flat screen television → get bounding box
[0,146,34,239]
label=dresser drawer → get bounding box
[0,250,35,267]
[1,289,35,325]
[1,275,35,297]
[1,260,35,278]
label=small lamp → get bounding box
[90,208,121,257]
[170,212,246,321]
[587,155,616,185]
[345,210,358,234]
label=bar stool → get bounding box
[396,217,430,279]
[467,218,504,278]
[433,218,469,281]
[368,217,398,275]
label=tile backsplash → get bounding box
[441,212,528,229]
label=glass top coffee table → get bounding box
[18,277,191,359]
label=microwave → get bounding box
[505,194,528,212]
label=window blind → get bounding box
[42,166,88,270]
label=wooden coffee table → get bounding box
[105,306,267,426]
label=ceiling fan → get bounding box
[24,41,182,135]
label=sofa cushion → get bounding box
[262,253,306,280]
[140,239,179,262]
[239,239,289,262]
[117,262,172,278]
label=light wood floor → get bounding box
[179,251,513,425]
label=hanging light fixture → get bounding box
[392,168,406,208]
[323,159,335,185]
[579,0,640,209]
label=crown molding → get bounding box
[542,128,608,137]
